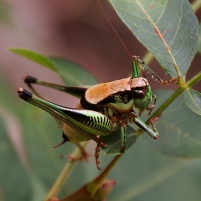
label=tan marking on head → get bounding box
[129,77,149,89]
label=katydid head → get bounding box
[132,84,153,115]
[129,75,152,112]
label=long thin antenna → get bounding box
[96,0,133,59]
[96,0,179,85]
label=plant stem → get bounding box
[43,142,89,201]
[185,71,201,88]
[192,0,201,12]
[87,154,122,196]
[153,70,201,114]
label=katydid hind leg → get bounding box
[17,88,113,137]
[24,75,88,98]
[18,88,111,169]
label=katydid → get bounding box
[17,57,177,170]
[17,0,179,169]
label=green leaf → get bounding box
[146,89,201,158]
[0,110,32,201]
[8,48,56,71]
[8,48,97,86]
[109,0,199,77]
[0,72,47,200]
[49,57,97,86]
[183,88,201,115]
[101,125,137,154]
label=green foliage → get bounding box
[1,0,201,200]
[8,49,98,86]
[147,90,201,157]
[110,0,199,77]
[183,89,201,115]
[9,48,56,71]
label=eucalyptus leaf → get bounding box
[146,89,201,158]
[49,57,97,86]
[109,0,199,77]
[183,88,201,115]
[8,48,97,86]
[9,48,56,71]
[0,112,32,201]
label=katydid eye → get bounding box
[133,90,145,99]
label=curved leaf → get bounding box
[146,89,201,158]
[9,48,56,71]
[183,88,201,115]
[49,57,97,86]
[0,112,32,201]
[8,48,97,86]
[109,0,199,77]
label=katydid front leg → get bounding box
[130,112,160,139]
[120,121,128,153]
[149,114,162,137]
